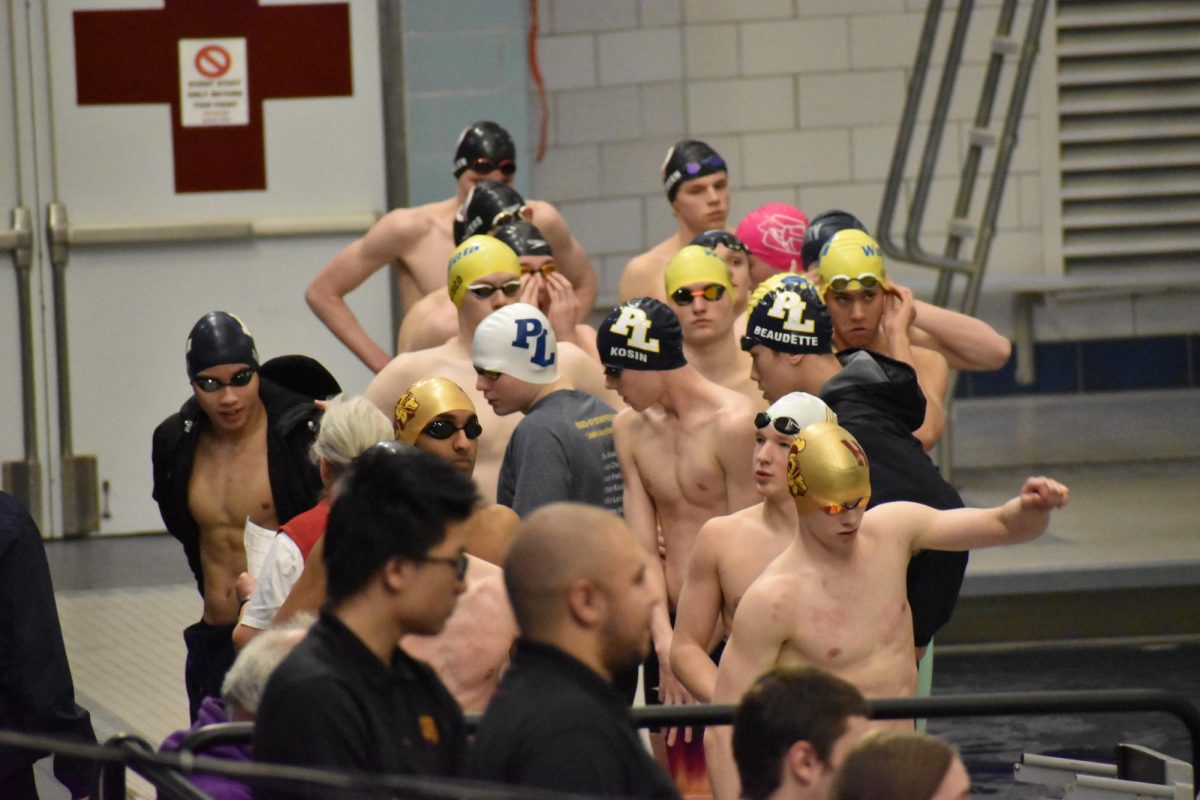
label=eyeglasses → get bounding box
[413,550,469,580]
[422,416,483,440]
[820,497,866,515]
[193,368,256,393]
[604,365,623,379]
[473,365,502,382]
[467,279,522,300]
[685,155,726,176]
[754,411,800,436]
[826,274,882,293]
[671,284,725,306]
[468,157,516,177]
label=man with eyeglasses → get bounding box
[665,245,762,408]
[670,393,836,704]
[620,140,732,304]
[706,423,1070,800]
[472,304,622,517]
[307,120,599,372]
[152,311,323,720]
[255,443,478,799]
[366,236,617,502]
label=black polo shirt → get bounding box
[468,639,679,800]
[254,608,466,800]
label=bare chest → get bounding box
[636,424,728,513]
[404,227,455,296]
[188,431,276,535]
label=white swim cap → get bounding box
[472,303,559,385]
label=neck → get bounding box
[525,378,570,411]
[791,353,842,394]
[657,366,709,416]
[334,591,405,665]
[835,330,888,355]
[763,492,799,528]
[683,332,743,384]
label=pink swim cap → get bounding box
[735,203,809,272]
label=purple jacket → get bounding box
[159,696,253,800]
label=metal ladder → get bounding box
[876,0,1052,479]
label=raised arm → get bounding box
[529,200,599,320]
[883,286,948,450]
[705,582,790,800]
[670,519,729,702]
[306,211,419,373]
[909,297,1012,372]
[903,476,1070,553]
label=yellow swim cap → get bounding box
[817,229,890,301]
[787,421,871,515]
[393,377,477,444]
[447,235,521,308]
[664,245,733,297]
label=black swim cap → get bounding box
[661,140,727,203]
[742,282,833,356]
[185,311,259,378]
[454,180,527,245]
[258,355,341,400]
[596,298,687,371]
[802,209,868,269]
[453,121,516,177]
[491,222,553,257]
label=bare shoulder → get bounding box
[620,240,675,300]
[911,344,949,374]
[734,570,799,629]
[526,198,564,228]
[365,346,447,411]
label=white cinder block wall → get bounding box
[526,0,1151,342]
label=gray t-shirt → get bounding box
[497,389,623,517]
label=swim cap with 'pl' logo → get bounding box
[596,298,687,371]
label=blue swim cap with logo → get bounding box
[596,298,687,371]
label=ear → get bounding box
[785,740,822,788]
[786,352,805,367]
[381,556,411,593]
[319,458,334,486]
[565,578,605,628]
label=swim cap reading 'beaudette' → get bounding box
[742,281,833,356]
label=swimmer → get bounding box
[306,121,598,372]
[736,203,811,287]
[620,140,730,303]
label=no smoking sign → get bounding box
[179,38,248,127]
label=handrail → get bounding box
[9,688,1197,797]
[65,211,380,246]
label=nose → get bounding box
[849,300,866,321]
[475,375,488,392]
[452,430,471,452]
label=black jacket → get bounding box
[151,378,322,596]
[820,349,968,646]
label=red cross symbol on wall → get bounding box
[74,0,352,193]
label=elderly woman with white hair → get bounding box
[232,395,392,649]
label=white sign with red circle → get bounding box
[178,38,248,127]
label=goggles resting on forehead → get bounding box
[685,155,726,176]
[193,368,256,393]
[467,279,522,300]
[671,284,726,306]
[490,205,528,230]
[826,273,882,293]
[422,416,483,441]
[754,411,800,436]
[468,157,516,177]
[819,497,866,515]
[696,231,749,255]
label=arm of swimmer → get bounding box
[883,287,947,450]
[910,298,1012,372]
[719,411,761,513]
[618,252,660,304]
[705,585,789,800]
[905,476,1070,554]
[530,201,599,321]
[273,537,328,625]
[306,212,416,373]
[669,520,727,702]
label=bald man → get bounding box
[469,503,678,800]
[365,236,617,501]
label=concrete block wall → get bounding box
[528,0,1049,331]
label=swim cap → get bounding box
[661,140,727,203]
[817,229,890,301]
[787,422,871,515]
[764,392,837,430]
[185,311,259,378]
[690,229,750,257]
[746,272,814,314]
[393,377,477,445]
[492,222,552,257]
[596,298,687,371]
[801,209,867,269]
[447,235,522,308]
[664,245,734,297]
[735,204,809,272]
[259,355,341,400]
[453,121,516,178]
[473,303,559,385]
[454,180,528,245]
[742,282,833,355]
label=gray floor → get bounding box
[29,388,1200,798]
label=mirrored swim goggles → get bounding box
[754,412,800,436]
[193,368,256,393]
[467,279,522,300]
[670,283,726,306]
[489,204,529,231]
[422,415,483,440]
[819,497,866,515]
[467,157,516,177]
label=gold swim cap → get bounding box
[817,229,890,301]
[393,377,476,444]
[787,421,871,515]
[664,245,733,297]
[447,235,521,308]
[746,273,815,319]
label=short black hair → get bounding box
[323,442,478,603]
[734,666,869,800]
